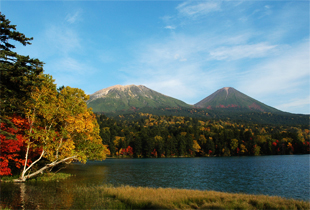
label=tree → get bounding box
[16,74,107,182]
[0,13,43,138]
[154,135,164,157]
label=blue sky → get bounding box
[2,0,309,114]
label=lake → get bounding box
[61,155,310,201]
[1,155,309,209]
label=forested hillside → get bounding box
[101,107,309,126]
[96,113,310,158]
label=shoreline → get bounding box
[69,184,310,209]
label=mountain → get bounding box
[88,85,308,125]
[195,87,282,113]
[87,85,192,113]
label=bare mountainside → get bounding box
[87,84,192,113]
[195,87,282,113]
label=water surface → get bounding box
[62,155,310,200]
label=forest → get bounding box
[97,113,310,158]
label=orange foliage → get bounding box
[120,146,134,156]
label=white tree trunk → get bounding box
[14,156,77,182]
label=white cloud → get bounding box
[121,32,309,110]
[165,25,176,30]
[54,57,89,74]
[45,25,81,55]
[209,43,278,61]
[276,96,310,114]
[177,1,221,18]
[121,33,245,103]
[65,10,82,24]
[240,40,309,98]
[46,56,98,88]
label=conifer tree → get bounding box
[0,13,44,137]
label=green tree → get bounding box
[154,135,164,157]
[177,134,186,156]
[0,13,43,137]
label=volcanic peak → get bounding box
[89,84,147,102]
[194,87,281,113]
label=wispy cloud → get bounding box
[121,33,247,103]
[209,43,278,61]
[240,40,309,99]
[177,1,221,18]
[53,57,94,75]
[165,25,176,30]
[44,25,81,55]
[46,56,98,88]
[276,96,310,114]
[65,10,82,24]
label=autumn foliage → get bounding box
[97,113,310,158]
[0,116,38,175]
[0,14,107,181]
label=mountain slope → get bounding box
[195,87,282,113]
[87,85,192,113]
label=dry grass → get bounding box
[1,182,309,209]
[94,185,310,209]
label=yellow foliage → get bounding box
[23,74,107,172]
[240,144,247,154]
[193,140,201,152]
[199,135,207,144]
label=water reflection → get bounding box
[1,155,309,209]
[66,155,309,200]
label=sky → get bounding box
[1,0,309,114]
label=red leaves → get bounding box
[120,146,134,156]
[151,149,157,157]
[0,115,33,175]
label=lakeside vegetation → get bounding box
[1,183,309,209]
[1,172,72,182]
[96,113,310,158]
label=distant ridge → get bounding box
[87,84,191,113]
[195,87,282,113]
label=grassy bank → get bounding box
[74,185,310,209]
[1,183,309,209]
[0,172,72,182]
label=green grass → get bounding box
[1,172,72,182]
[28,172,72,182]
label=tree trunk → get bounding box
[13,156,77,182]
